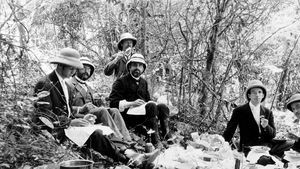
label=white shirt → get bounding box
[55,70,71,117]
[249,102,261,132]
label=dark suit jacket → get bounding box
[34,70,74,118]
[223,103,276,149]
[67,77,95,107]
[104,53,128,79]
[109,74,150,112]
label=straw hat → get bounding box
[286,93,300,111]
[245,80,267,102]
[80,57,95,78]
[126,53,147,73]
[117,33,137,50]
[50,48,83,69]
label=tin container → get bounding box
[59,160,94,169]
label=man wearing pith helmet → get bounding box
[33,48,159,165]
[67,56,132,141]
[286,93,300,152]
[109,53,170,147]
[34,48,83,117]
[223,79,292,157]
[104,32,137,79]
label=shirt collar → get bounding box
[249,101,260,110]
[55,70,65,83]
[130,74,140,81]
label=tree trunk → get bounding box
[199,1,223,115]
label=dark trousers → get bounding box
[85,130,128,163]
[122,102,170,145]
[292,140,300,152]
[241,139,294,158]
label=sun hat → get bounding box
[245,80,267,102]
[117,33,137,50]
[286,93,300,111]
[80,57,95,77]
[126,53,147,73]
[50,48,83,69]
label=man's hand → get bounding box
[83,114,97,125]
[70,118,90,127]
[113,52,124,63]
[79,103,96,114]
[260,117,269,128]
[131,99,145,107]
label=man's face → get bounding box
[248,87,264,105]
[121,39,134,51]
[291,102,300,119]
[60,65,76,79]
[76,64,91,81]
[129,62,144,78]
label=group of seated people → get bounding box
[33,47,170,166]
[32,32,300,166]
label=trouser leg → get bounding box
[157,103,170,140]
[108,108,132,141]
[89,107,123,140]
[86,129,129,163]
[269,140,294,158]
[145,102,160,146]
[292,140,300,152]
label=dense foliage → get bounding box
[1,0,300,168]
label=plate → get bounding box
[285,150,300,158]
[250,146,270,153]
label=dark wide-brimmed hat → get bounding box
[117,33,137,50]
[245,80,267,102]
[50,48,83,69]
[286,93,300,111]
[126,53,147,73]
[79,57,95,78]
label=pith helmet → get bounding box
[126,53,147,73]
[286,93,300,111]
[245,80,267,102]
[50,48,83,69]
[79,57,95,78]
[117,33,137,50]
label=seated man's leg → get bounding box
[157,103,171,140]
[292,140,300,152]
[269,139,294,158]
[87,130,161,167]
[89,107,123,140]
[145,102,160,146]
[86,129,129,163]
[108,108,132,141]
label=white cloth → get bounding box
[249,102,261,132]
[119,100,131,112]
[119,100,147,115]
[64,124,114,147]
[127,103,146,115]
[247,149,283,167]
[55,70,71,117]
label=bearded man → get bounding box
[67,57,131,141]
[109,53,170,147]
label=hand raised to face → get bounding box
[260,117,268,128]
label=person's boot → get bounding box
[147,117,161,147]
[160,118,171,140]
